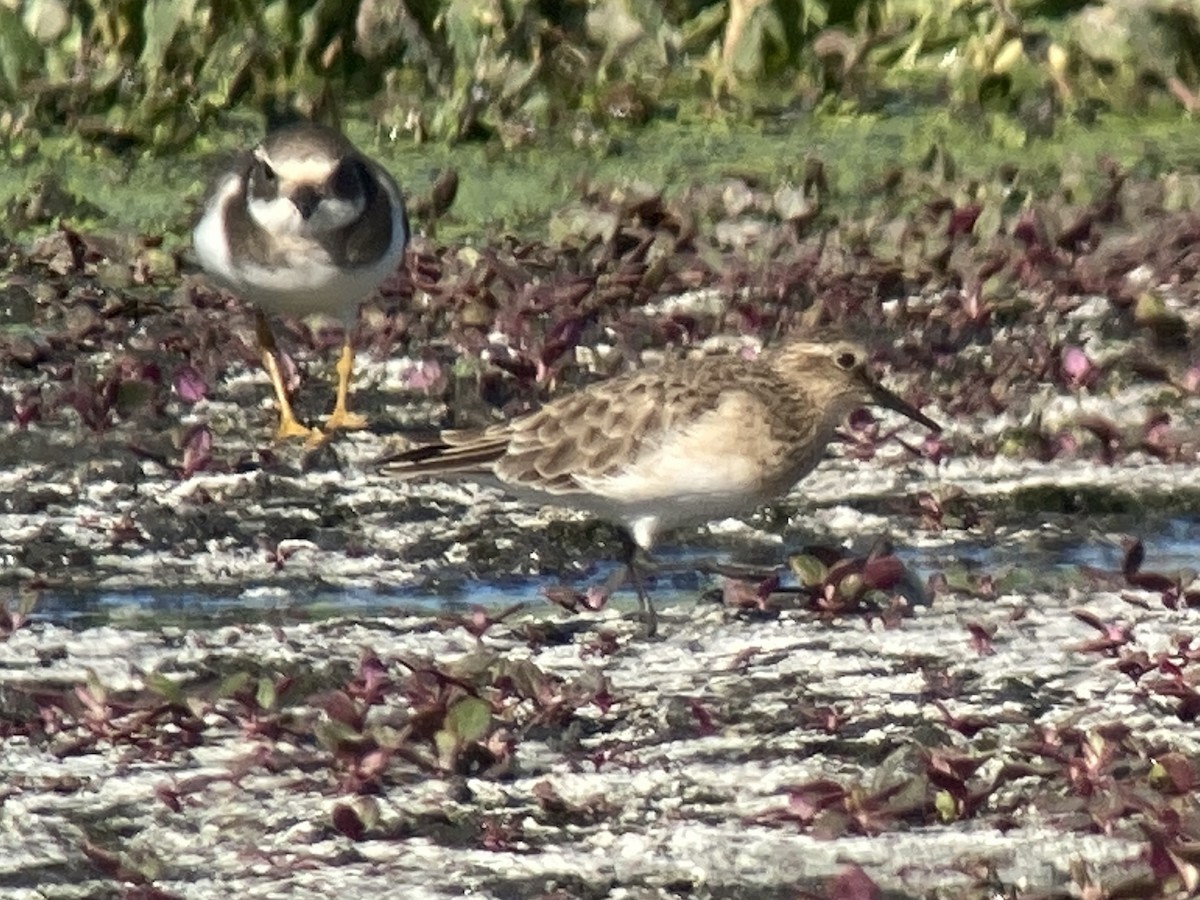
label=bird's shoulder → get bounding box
[339,157,407,267]
[193,156,269,277]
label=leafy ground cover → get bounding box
[3,121,1200,895]
[5,2,1200,895]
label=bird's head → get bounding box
[246,123,370,237]
[771,338,942,433]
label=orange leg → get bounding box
[255,310,320,442]
[322,338,368,433]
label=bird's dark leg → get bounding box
[618,528,657,638]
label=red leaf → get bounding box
[321,690,364,730]
[541,314,588,367]
[861,556,906,591]
[1155,752,1195,794]
[1122,538,1146,577]
[331,803,366,841]
[172,365,208,403]
[689,699,716,736]
[180,425,212,478]
[947,204,981,238]
[827,863,881,900]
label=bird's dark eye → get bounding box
[248,157,278,200]
[330,158,365,199]
[835,350,858,370]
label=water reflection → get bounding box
[22,517,1200,628]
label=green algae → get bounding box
[3,109,1200,250]
[1004,483,1200,518]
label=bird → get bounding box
[192,121,409,442]
[377,337,941,635]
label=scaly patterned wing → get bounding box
[492,358,740,495]
[378,355,750,490]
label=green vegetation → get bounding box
[5,0,1200,148]
[5,108,1200,247]
[4,0,1200,243]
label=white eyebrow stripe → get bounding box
[276,158,338,183]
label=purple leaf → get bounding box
[13,395,41,427]
[1054,430,1078,457]
[689,699,717,736]
[946,204,980,238]
[846,408,878,432]
[1060,346,1094,388]
[180,425,212,478]
[331,803,366,841]
[490,353,538,382]
[1012,208,1046,248]
[173,365,208,404]
[321,690,364,729]
[404,359,443,392]
[540,314,588,368]
[921,433,949,463]
[827,864,882,900]
[278,352,300,391]
[861,556,906,591]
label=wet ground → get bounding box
[4,309,1200,897]
[5,155,1200,896]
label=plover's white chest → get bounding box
[230,238,397,320]
[192,169,405,325]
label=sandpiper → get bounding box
[193,122,409,442]
[377,337,941,635]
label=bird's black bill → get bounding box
[866,378,942,432]
[290,186,322,219]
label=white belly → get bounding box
[574,467,772,550]
[232,253,396,322]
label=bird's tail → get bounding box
[377,430,509,478]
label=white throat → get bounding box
[247,193,363,237]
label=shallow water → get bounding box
[24,515,1200,629]
[26,558,709,628]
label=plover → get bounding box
[193,122,409,441]
[378,337,941,635]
